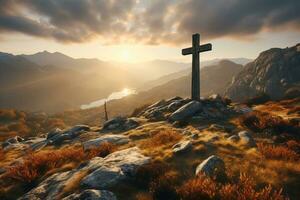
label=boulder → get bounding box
[48,125,90,145]
[81,147,150,189]
[238,131,256,147]
[62,190,117,200]
[169,101,202,121]
[195,155,226,178]
[47,128,63,140]
[83,134,130,150]
[172,140,192,153]
[21,147,149,199]
[227,135,240,143]
[20,170,76,200]
[102,117,139,131]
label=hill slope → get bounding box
[226,44,300,101]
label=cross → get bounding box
[182,33,212,100]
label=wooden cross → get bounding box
[182,33,212,100]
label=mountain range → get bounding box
[0,50,251,113]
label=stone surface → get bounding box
[226,44,300,101]
[227,135,240,143]
[48,125,90,145]
[169,101,202,121]
[21,147,149,199]
[62,190,117,200]
[195,155,225,178]
[81,147,150,189]
[172,140,192,153]
[83,134,130,150]
[47,128,63,139]
[238,131,256,147]
[102,117,139,131]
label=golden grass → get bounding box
[258,143,299,161]
[5,142,116,184]
[177,173,287,200]
[141,129,182,148]
[239,111,299,134]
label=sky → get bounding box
[0,0,299,63]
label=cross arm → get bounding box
[182,47,192,55]
[182,43,212,56]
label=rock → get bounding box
[238,131,256,147]
[227,135,240,143]
[83,134,130,150]
[167,100,185,112]
[48,125,90,145]
[169,101,202,121]
[209,94,223,102]
[172,140,192,153]
[148,99,166,109]
[81,147,150,189]
[20,170,76,200]
[2,136,25,148]
[62,189,117,200]
[102,117,139,131]
[21,147,149,199]
[195,155,226,178]
[47,128,63,139]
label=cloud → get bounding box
[0,0,299,44]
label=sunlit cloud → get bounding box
[0,0,299,45]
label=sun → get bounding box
[120,49,131,62]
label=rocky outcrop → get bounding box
[226,44,300,101]
[102,117,139,132]
[195,155,226,178]
[169,101,202,122]
[136,95,235,124]
[47,125,90,145]
[172,140,192,153]
[81,147,150,189]
[83,134,130,150]
[227,131,256,148]
[62,189,117,200]
[20,147,150,200]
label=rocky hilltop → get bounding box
[1,95,299,199]
[226,44,300,101]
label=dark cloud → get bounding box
[0,0,299,44]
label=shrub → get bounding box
[142,130,182,147]
[0,109,17,121]
[86,142,117,159]
[135,161,171,188]
[6,143,116,184]
[239,111,299,134]
[177,173,288,200]
[149,170,180,200]
[245,93,271,106]
[258,143,299,161]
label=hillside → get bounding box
[226,44,300,101]
[0,52,141,113]
[59,60,243,126]
[0,96,299,200]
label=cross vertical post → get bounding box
[192,33,200,100]
[182,33,212,101]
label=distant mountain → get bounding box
[0,52,141,113]
[225,44,300,101]
[111,60,190,81]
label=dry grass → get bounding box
[287,106,300,115]
[177,173,287,200]
[0,149,5,162]
[141,129,182,148]
[5,142,116,184]
[135,161,171,188]
[85,142,117,159]
[258,143,299,161]
[239,111,299,134]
